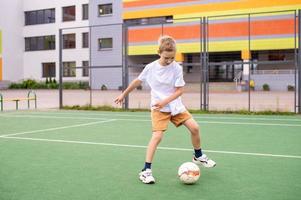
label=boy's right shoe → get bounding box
[139,169,155,184]
[193,154,216,168]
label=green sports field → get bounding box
[0,110,301,200]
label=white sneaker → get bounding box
[139,169,155,184]
[193,154,216,168]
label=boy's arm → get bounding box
[114,78,142,105]
[152,87,184,110]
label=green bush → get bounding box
[8,80,88,90]
[63,82,80,89]
[8,83,22,89]
[287,85,295,91]
[262,83,270,91]
[48,82,59,89]
[78,81,90,89]
[21,79,39,89]
[101,84,108,90]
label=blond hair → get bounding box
[158,35,176,53]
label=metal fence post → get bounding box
[122,24,129,109]
[297,10,301,114]
[59,28,63,109]
[200,17,203,110]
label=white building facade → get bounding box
[0,0,122,86]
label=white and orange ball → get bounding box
[178,162,201,184]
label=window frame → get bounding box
[82,32,89,48]
[82,61,89,77]
[62,5,76,22]
[98,38,113,51]
[25,35,56,51]
[98,4,113,16]
[42,62,56,78]
[63,33,76,49]
[82,4,89,20]
[63,61,76,77]
[25,8,55,25]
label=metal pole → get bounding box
[0,94,3,111]
[89,26,92,106]
[200,17,203,110]
[206,17,209,111]
[202,17,207,111]
[248,14,251,112]
[123,24,129,109]
[298,10,301,114]
[294,10,297,113]
[59,28,63,109]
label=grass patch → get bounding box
[63,105,297,116]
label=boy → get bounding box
[114,35,216,184]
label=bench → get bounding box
[0,91,37,111]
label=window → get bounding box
[42,63,56,77]
[36,37,44,50]
[98,38,113,50]
[82,32,89,48]
[63,6,75,21]
[82,61,89,77]
[98,4,112,16]
[63,62,76,77]
[268,50,286,61]
[36,10,44,24]
[25,35,55,51]
[25,8,55,25]
[82,4,89,20]
[124,16,173,26]
[44,9,55,23]
[63,34,76,49]
[44,35,56,50]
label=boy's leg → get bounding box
[140,111,170,184]
[183,118,201,150]
[145,131,164,164]
[139,131,164,184]
[183,118,216,168]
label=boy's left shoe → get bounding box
[193,154,216,168]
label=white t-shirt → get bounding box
[138,60,186,116]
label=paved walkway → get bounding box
[0,89,296,112]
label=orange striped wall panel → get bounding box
[123,0,300,55]
[127,17,297,54]
[123,0,301,19]
[128,18,295,42]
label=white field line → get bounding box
[1,136,301,159]
[0,114,109,120]
[2,114,301,127]
[0,119,117,138]
[12,110,301,122]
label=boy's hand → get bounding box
[114,94,125,105]
[152,101,166,110]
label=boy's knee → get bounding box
[152,131,164,142]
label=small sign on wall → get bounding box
[241,49,251,60]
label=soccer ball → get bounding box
[178,162,200,184]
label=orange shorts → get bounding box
[151,110,192,132]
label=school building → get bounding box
[0,0,300,90]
